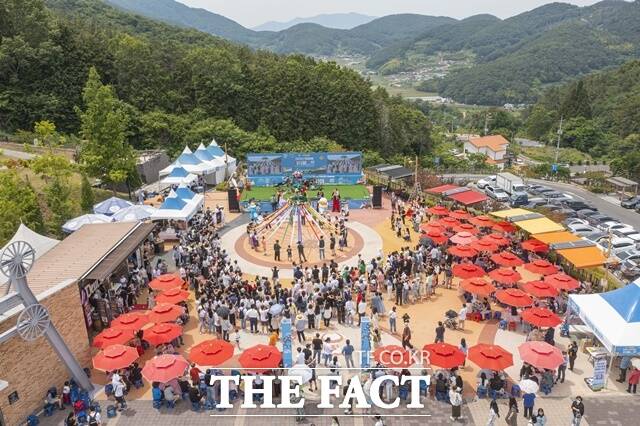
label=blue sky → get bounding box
[178,0,605,27]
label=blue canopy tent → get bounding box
[93,196,133,216]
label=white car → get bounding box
[599,221,634,234]
[476,176,497,189]
[484,185,510,202]
[567,223,597,235]
[597,237,637,255]
[564,218,589,226]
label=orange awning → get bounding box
[533,231,581,245]
[556,247,607,269]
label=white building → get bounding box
[463,135,510,169]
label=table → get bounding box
[586,346,609,363]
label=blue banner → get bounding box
[247,152,363,187]
[281,318,293,368]
[360,316,371,369]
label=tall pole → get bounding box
[555,116,564,164]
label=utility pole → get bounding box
[555,116,564,164]
[484,113,490,136]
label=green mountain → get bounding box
[2,0,432,158]
[253,13,377,32]
[373,1,640,105]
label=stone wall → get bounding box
[0,283,92,425]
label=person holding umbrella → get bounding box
[449,386,463,422]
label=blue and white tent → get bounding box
[569,279,640,355]
[93,197,133,216]
[207,138,237,179]
[161,166,198,185]
[175,185,196,201]
[151,190,203,222]
[159,146,212,177]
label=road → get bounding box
[0,147,36,160]
[443,174,640,230]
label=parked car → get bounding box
[476,176,497,189]
[484,185,510,202]
[555,208,577,218]
[529,185,552,195]
[567,223,597,235]
[538,204,563,212]
[582,231,607,244]
[564,218,589,226]
[598,221,633,234]
[576,209,600,219]
[621,196,640,209]
[620,259,640,279]
[563,200,595,211]
[597,237,637,255]
[615,248,640,263]
[525,198,548,209]
[587,214,617,227]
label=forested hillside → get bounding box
[1,0,432,159]
[525,60,640,177]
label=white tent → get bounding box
[112,205,157,222]
[159,146,211,177]
[0,224,60,286]
[206,139,237,180]
[62,214,112,233]
[150,195,203,222]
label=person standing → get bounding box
[458,304,467,330]
[297,241,307,263]
[486,400,500,426]
[523,392,536,419]
[341,339,355,369]
[435,321,445,343]
[556,351,568,384]
[402,321,414,351]
[449,386,462,422]
[532,408,546,426]
[271,266,279,285]
[330,233,336,257]
[459,338,468,367]
[627,367,640,393]
[112,377,127,411]
[357,298,367,326]
[319,236,326,260]
[273,240,281,261]
[568,341,578,371]
[505,397,519,426]
[295,314,307,343]
[618,356,632,382]
[389,306,397,334]
[312,333,323,364]
[571,396,584,426]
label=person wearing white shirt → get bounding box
[458,304,468,330]
[357,300,367,325]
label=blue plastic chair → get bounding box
[477,386,488,399]
[27,414,39,426]
[106,405,117,418]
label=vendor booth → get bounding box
[161,166,198,186]
[159,142,236,186]
[568,278,640,390]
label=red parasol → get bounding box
[421,229,449,245]
[373,345,414,369]
[518,341,564,370]
[437,217,461,229]
[450,210,472,220]
[111,311,149,331]
[469,215,494,227]
[491,251,524,267]
[493,221,517,234]
[496,288,533,307]
[521,281,559,298]
[420,222,446,233]
[544,273,579,291]
[460,278,496,297]
[156,288,190,305]
[189,339,235,366]
[450,231,478,245]
[521,239,549,253]
[452,263,486,279]
[143,323,183,346]
[521,307,562,328]
[149,274,185,292]
[142,354,189,383]
[93,344,139,372]
[422,343,465,369]
[470,239,500,253]
[427,205,450,216]
[489,268,522,285]
[92,327,135,349]
[239,344,282,373]
[524,260,559,276]
[453,223,479,235]
[448,245,479,258]
[481,233,511,247]
[148,303,184,323]
[467,344,513,371]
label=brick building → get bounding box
[0,222,154,425]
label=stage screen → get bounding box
[247,152,363,186]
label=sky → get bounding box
[178,0,605,27]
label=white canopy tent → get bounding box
[62,214,112,233]
[206,139,237,179]
[0,224,60,287]
[150,193,203,222]
[161,166,198,185]
[112,205,157,223]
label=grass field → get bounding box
[241,184,369,201]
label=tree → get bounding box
[44,175,74,237]
[77,67,138,192]
[80,173,95,213]
[30,153,73,182]
[34,120,57,150]
[0,171,44,245]
[561,80,592,119]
